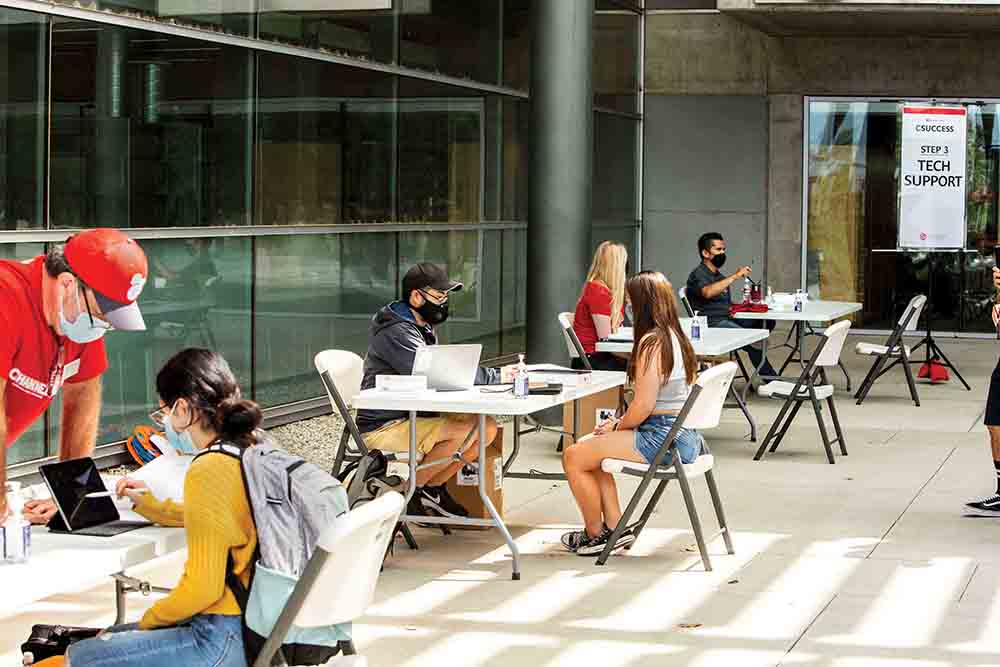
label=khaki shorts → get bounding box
[363,415,472,456]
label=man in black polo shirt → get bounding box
[686,232,776,379]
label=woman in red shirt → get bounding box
[572,241,628,371]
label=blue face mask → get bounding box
[163,406,197,455]
[59,287,111,344]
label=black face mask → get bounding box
[710,253,727,269]
[416,298,450,325]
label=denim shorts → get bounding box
[634,414,704,465]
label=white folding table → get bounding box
[0,523,185,623]
[734,300,861,395]
[596,326,769,441]
[353,371,627,581]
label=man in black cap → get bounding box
[357,262,500,521]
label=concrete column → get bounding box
[527,0,594,391]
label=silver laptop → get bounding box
[412,344,483,391]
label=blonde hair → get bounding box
[584,241,628,328]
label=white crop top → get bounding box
[653,331,691,413]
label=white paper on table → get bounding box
[128,454,193,503]
[525,363,580,372]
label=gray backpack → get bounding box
[198,438,351,666]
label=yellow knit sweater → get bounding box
[132,453,257,631]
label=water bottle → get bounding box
[513,354,529,399]
[691,311,702,341]
[742,278,751,305]
[3,482,31,564]
[793,289,804,313]
[766,286,774,304]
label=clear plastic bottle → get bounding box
[3,482,30,564]
[766,286,774,305]
[691,311,702,341]
[793,289,804,313]
[513,354,529,398]
[742,278,751,304]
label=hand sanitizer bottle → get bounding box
[793,289,804,313]
[513,354,529,398]
[742,278,751,305]
[3,482,30,564]
[691,311,702,341]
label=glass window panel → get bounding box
[0,9,47,231]
[0,243,47,463]
[257,2,396,63]
[254,233,395,405]
[398,77,482,223]
[399,0,501,85]
[51,0,255,38]
[257,53,395,225]
[49,21,254,229]
[593,11,638,113]
[399,230,499,358]
[98,237,252,445]
[502,0,531,92]
[502,99,530,222]
[501,228,527,356]
[645,0,715,8]
[593,112,638,225]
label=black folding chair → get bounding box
[853,294,927,407]
[596,362,738,570]
[755,321,852,464]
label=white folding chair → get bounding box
[853,294,926,407]
[558,311,592,370]
[755,320,852,464]
[678,286,695,318]
[315,350,368,479]
[597,362,738,570]
[251,492,405,667]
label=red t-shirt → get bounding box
[573,281,615,355]
[0,257,108,447]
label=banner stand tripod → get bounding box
[907,251,971,391]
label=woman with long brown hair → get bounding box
[561,271,704,556]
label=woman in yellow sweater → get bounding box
[66,348,260,667]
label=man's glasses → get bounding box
[78,281,113,332]
[418,289,448,305]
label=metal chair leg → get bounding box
[812,398,836,464]
[755,398,794,461]
[901,351,920,407]
[676,467,712,572]
[705,470,734,555]
[855,353,889,405]
[332,429,351,478]
[628,479,671,543]
[596,469,657,566]
[826,396,847,456]
[769,400,804,453]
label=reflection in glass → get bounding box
[503,0,532,91]
[99,237,252,446]
[254,234,395,405]
[594,113,638,225]
[51,0,254,38]
[593,11,639,113]
[49,20,254,228]
[399,0,500,84]
[0,243,46,463]
[398,78,482,223]
[0,9,47,231]
[501,229,527,355]
[258,1,395,63]
[257,54,395,225]
[502,99,530,222]
[807,100,1000,333]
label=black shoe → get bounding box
[406,492,435,527]
[420,484,470,518]
[561,528,603,553]
[575,524,634,556]
[965,493,1000,517]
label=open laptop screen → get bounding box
[40,458,119,531]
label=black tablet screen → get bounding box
[41,459,119,530]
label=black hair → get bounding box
[43,244,73,278]
[698,232,724,256]
[156,348,262,448]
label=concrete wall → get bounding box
[643,95,767,290]
[645,11,1000,291]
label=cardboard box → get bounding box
[446,426,504,527]
[563,387,623,442]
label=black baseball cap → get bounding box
[402,262,463,299]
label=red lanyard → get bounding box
[47,344,65,398]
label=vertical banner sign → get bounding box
[898,105,967,249]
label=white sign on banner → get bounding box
[898,105,967,249]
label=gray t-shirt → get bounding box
[686,263,731,323]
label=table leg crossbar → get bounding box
[113,573,171,625]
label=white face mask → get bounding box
[59,285,112,344]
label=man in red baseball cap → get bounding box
[0,229,148,523]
